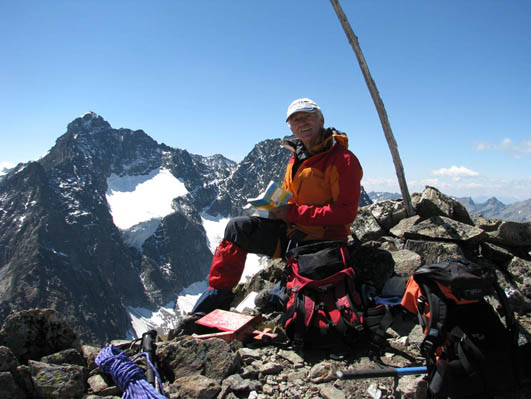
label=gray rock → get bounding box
[260,361,283,375]
[86,374,120,396]
[40,348,85,366]
[156,337,240,382]
[0,345,19,371]
[414,186,474,225]
[390,215,422,238]
[402,216,486,243]
[391,249,422,276]
[369,200,408,231]
[29,360,86,399]
[485,220,531,247]
[309,361,336,383]
[0,371,26,398]
[319,383,346,399]
[219,374,262,398]
[278,349,304,367]
[351,207,386,242]
[472,215,502,231]
[87,374,110,393]
[81,345,101,371]
[169,374,221,399]
[0,308,80,363]
[238,347,263,363]
[479,242,516,264]
[404,240,465,265]
[507,256,531,297]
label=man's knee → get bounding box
[224,216,254,244]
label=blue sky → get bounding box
[1,1,530,202]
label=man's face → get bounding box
[288,111,324,149]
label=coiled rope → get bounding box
[95,345,166,399]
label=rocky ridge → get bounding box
[1,185,530,398]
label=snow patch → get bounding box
[200,212,267,283]
[200,213,231,253]
[127,302,178,338]
[121,218,163,250]
[106,168,188,230]
[175,279,209,315]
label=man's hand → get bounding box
[269,205,291,221]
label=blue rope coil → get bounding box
[96,345,166,399]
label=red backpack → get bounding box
[282,241,373,348]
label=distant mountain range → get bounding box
[454,196,531,223]
[368,191,531,222]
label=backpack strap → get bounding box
[493,279,519,345]
[418,282,448,365]
[291,290,316,346]
[364,305,393,354]
[333,277,365,336]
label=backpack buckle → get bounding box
[420,328,439,356]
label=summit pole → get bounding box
[329,0,415,216]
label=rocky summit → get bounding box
[0,186,530,398]
[0,112,371,344]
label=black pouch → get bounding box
[297,246,350,280]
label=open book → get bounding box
[247,181,293,210]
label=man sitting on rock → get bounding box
[191,98,363,314]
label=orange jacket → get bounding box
[281,128,363,241]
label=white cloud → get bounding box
[364,173,531,202]
[0,162,16,176]
[432,166,480,179]
[474,137,531,158]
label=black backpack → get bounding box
[402,259,531,398]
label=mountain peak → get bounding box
[67,111,111,133]
[485,197,505,206]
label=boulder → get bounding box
[400,216,486,243]
[506,256,531,292]
[389,215,422,238]
[350,245,395,291]
[413,186,474,225]
[404,240,465,266]
[168,374,221,399]
[368,200,408,231]
[219,374,263,398]
[471,215,502,231]
[480,241,516,265]
[29,360,86,399]
[350,207,386,242]
[156,337,240,383]
[40,348,85,367]
[0,345,19,372]
[0,371,26,398]
[0,308,80,363]
[485,220,531,247]
[80,345,101,371]
[391,249,422,277]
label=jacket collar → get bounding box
[280,128,348,161]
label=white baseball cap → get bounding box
[285,98,321,122]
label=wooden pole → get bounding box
[329,0,415,216]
